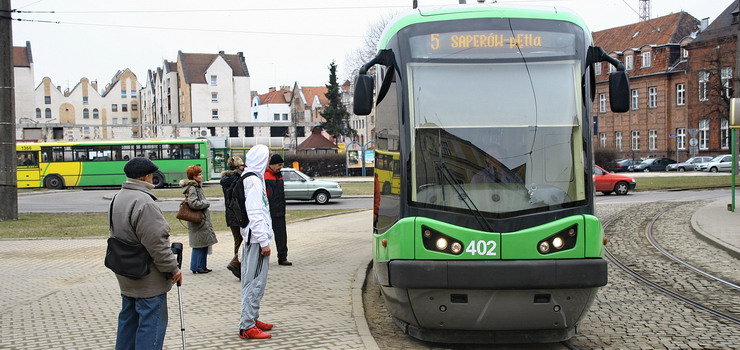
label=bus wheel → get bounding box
[382,182,391,195]
[152,171,166,189]
[44,175,65,190]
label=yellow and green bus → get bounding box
[16,139,210,189]
[375,150,400,195]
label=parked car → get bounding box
[281,167,343,204]
[611,159,642,172]
[666,156,713,172]
[594,165,636,195]
[697,154,739,173]
[632,157,677,172]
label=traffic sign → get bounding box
[688,128,699,137]
[689,138,698,147]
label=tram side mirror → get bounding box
[353,74,374,116]
[609,71,630,113]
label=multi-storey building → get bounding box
[288,83,329,148]
[140,50,252,139]
[140,61,179,138]
[14,41,143,142]
[592,12,701,161]
[13,41,35,136]
[686,0,739,156]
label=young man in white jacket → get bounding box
[238,144,275,339]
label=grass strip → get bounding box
[0,209,357,239]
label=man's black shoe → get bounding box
[227,264,241,279]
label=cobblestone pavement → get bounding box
[0,211,373,349]
[362,202,740,349]
[571,202,740,349]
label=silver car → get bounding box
[666,156,713,171]
[698,154,739,173]
[281,168,343,204]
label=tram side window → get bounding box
[16,151,38,166]
[374,66,401,234]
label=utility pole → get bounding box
[0,0,18,220]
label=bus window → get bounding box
[90,145,112,161]
[165,144,182,159]
[119,145,135,161]
[181,144,198,159]
[17,151,38,166]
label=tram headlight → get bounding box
[436,238,448,250]
[552,236,564,249]
[450,242,462,254]
[538,241,550,253]
[537,224,578,255]
[421,225,463,255]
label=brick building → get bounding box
[592,12,701,162]
[686,1,739,157]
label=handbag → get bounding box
[176,194,204,223]
[104,195,151,279]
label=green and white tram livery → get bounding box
[354,3,629,344]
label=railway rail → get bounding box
[602,202,740,325]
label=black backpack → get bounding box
[227,171,257,229]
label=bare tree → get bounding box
[343,12,396,82]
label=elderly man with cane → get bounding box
[109,157,183,350]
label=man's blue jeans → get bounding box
[116,293,168,350]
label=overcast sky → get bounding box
[10,0,733,94]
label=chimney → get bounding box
[269,87,276,93]
[91,80,98,91]
[218,50,225,55]
[700,17,709,31]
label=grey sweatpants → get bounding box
[239,242,270,330]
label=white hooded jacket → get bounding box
[240,144,273,247]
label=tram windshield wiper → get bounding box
[437,162,494,232]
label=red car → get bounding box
[593,165,636,195]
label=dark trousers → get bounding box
[229,226,243,266]
[272,215,288,262]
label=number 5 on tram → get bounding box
[354,3,630,344]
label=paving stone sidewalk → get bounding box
[0,210,374,350]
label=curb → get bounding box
[352,259,380,350]
[689,200,740,259]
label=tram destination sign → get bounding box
[410,30,576,59]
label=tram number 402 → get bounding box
[466,240,497,256]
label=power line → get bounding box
[8,16,364,38]
[11,5,413,14]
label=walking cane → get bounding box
[171,242,187,350]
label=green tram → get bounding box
[353,3,629,343]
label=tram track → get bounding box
[602,202,740,325]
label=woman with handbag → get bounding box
[180,165,218,274]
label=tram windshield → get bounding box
[409,45,586,216]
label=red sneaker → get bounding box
[255,320,273,331]
[239,327,272,339]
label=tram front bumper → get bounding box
[377,258,607,289]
